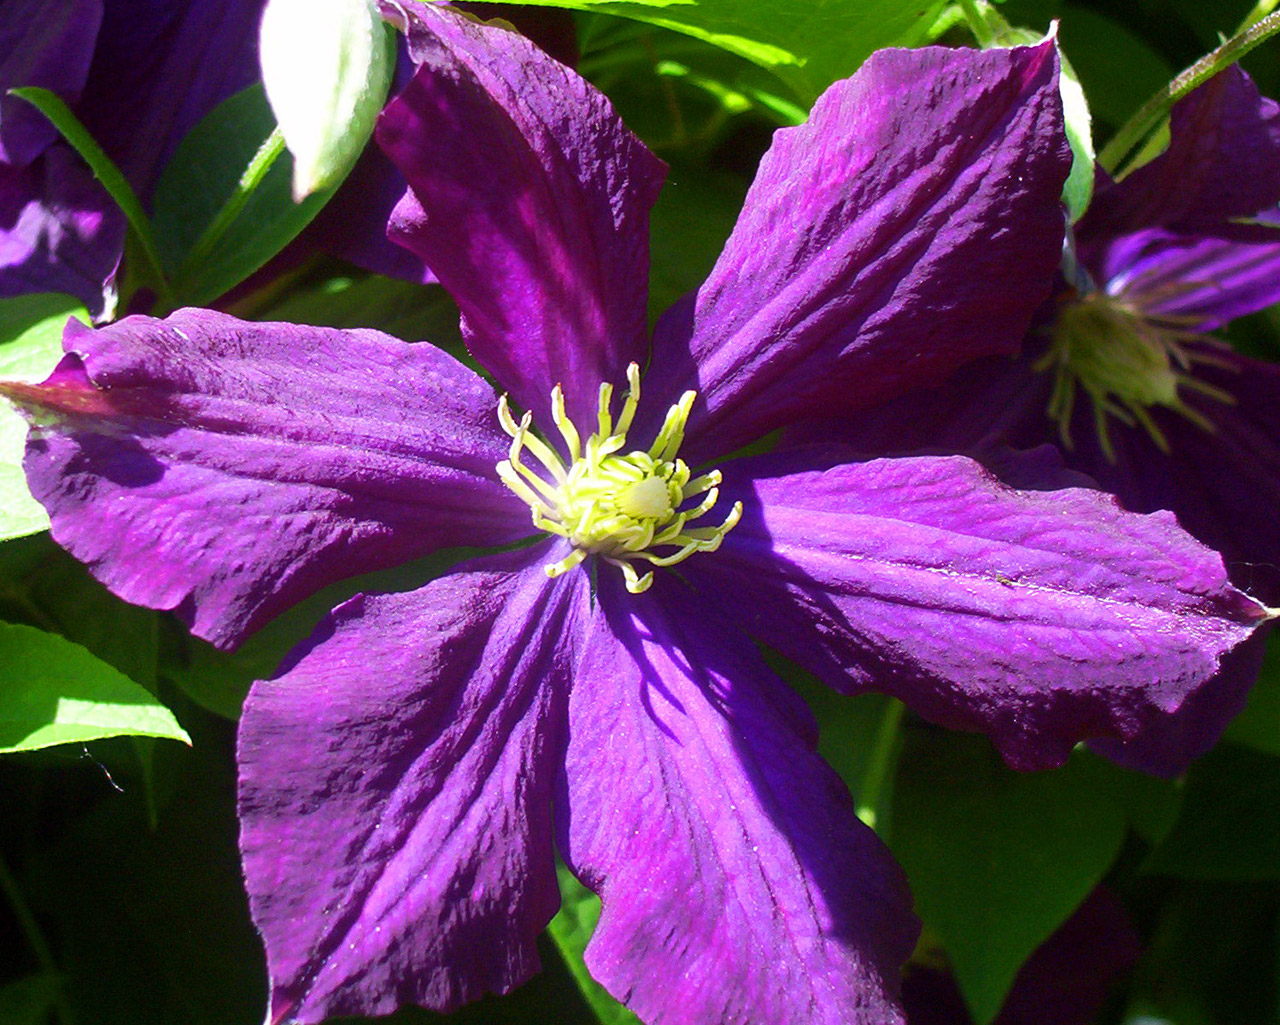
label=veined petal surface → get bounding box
[1091,632,1268,776]
[828,343,1280,606]
[4,309,526,649]
[559,573,916,1025]
[1092,224,1280,331]
[643,42,1069,460]
[684,452,1268,770]
[379,2,666,428]
[239,546,582,1024]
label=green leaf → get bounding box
[0,533,160,690]
[464,0,949,100]
[0,622,190,752]
[0,294,89,541]
[0,973,62,1025]
[891,735,1127,1024]
[152,84,345,306]
[1057,5,1173,129]
[6,87,173,306]
[645,167,744,319]
[1145,744,1280,880]
[1225,633,1280,756]
[548,863,641,1025]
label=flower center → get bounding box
[495,363,742,594]
[1036,291,1234,461]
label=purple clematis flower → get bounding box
[0,0,264,314]
[1,7,1271,1024]
[825,67,1280,774]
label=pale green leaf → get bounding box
[0,622,190,753]
[260,0,395,198]
[463,0,949,100]
[0,294,88,541]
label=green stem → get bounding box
[1099,10,1280,173]
[856,699,906,832]
[1239,0,1280,30]
[176,127,286,292]
[0,853,75,1025]
[956,0,995,46]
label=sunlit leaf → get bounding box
[0,622,190,752]
[0,294,88,541]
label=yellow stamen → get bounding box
[495,363,740,593]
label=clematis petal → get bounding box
[239,545,582,1024]
[813,338,1280,608]
[0,149,124,313]
[684,451,1269,770]
[1040,346,1280,606]
[1091,632,1268,777]
[1092,224,1280,331]
[641,42,1069,461]
[559,572,917,1025]
[378,2,666,429]
[1083,66,1280,239]
[2,308,526,650]
[0,0,102,166]
[74,0,266,198]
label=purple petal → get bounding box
[0,148,124,314]
[1041,346,1280,606]
[1091,225,1280,330]
[816,340,1280,608]
[1082,67,1280,239]
[1091,632,1268,777]
[684,451,1269,770]
[0,0,102,166]
[3,308,526,649]
[559,572,917,1025]
[239,546,582,1024]
[641,42,1070,461]
[74,0,266,200]
[378,2,666,428]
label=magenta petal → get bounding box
[559,573,917,1025]
[686,453,1269,770]
[5,309,527,649]
[378,2,666,427]
[239,547,583,1023]
[643,42,1069,459]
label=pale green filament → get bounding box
[496,363,742,593]
[1037,291,1235,462]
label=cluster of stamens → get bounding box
[1037,289,1235,461]
[495,363,742,593]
